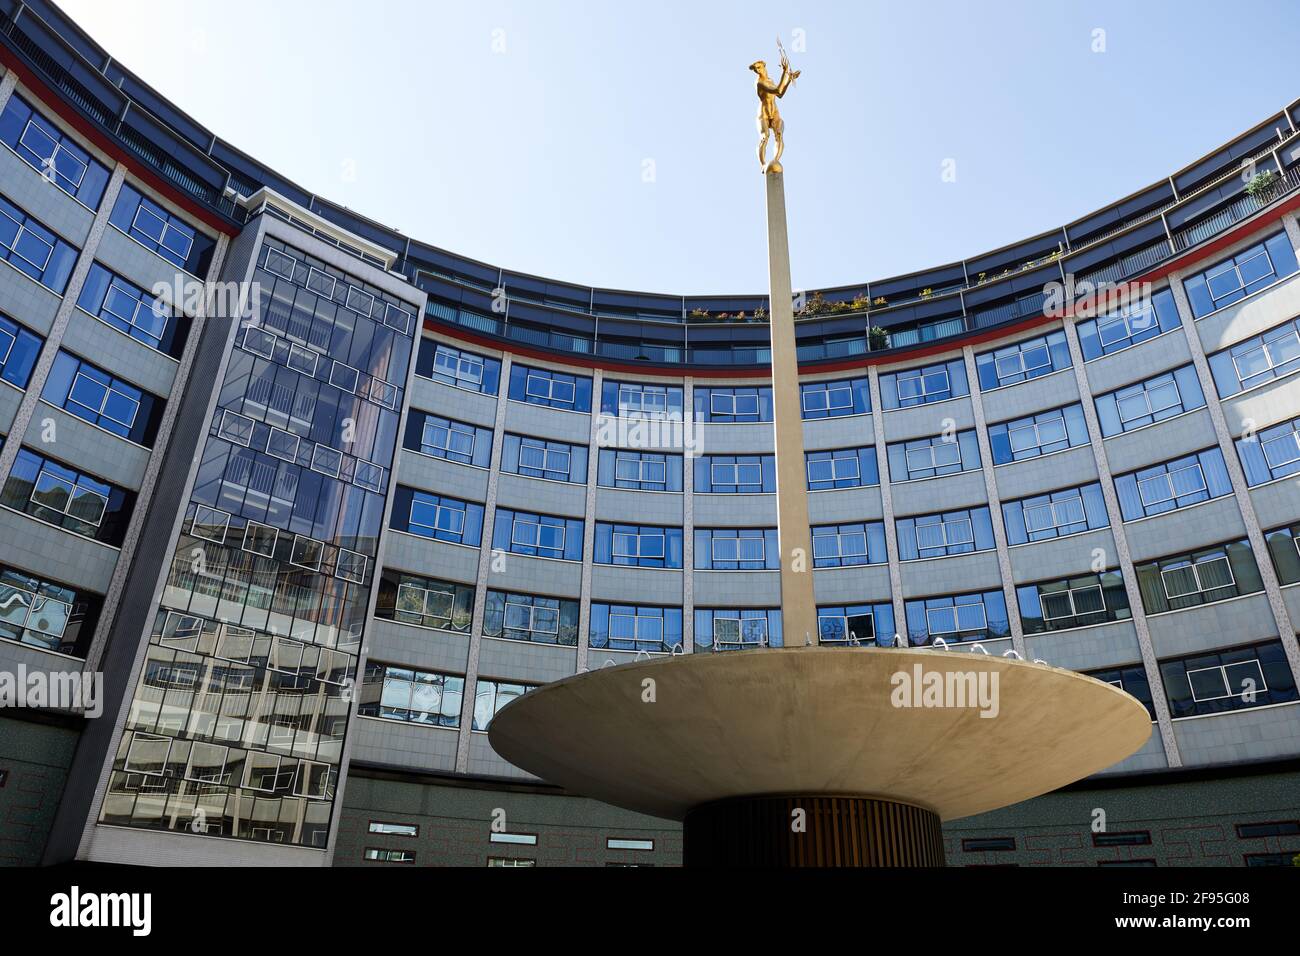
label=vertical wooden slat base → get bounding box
[683,795,946,867]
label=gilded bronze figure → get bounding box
[750,40,800,173]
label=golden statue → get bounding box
[750,40,800,173]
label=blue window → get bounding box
[473,679,535,731]
[879,358,968,409]
[403,410,492,468]
[493,508,583,561]
[596,449,682,491]
[888,430,981,480]
[1077,289,1181,361]
[799,376,869,419]
[590,603,683,653]
[812,522,888,568]
[376,569,474,632]
[601,380,683,417]
[1184,232,1299,318]
[989,404,1088,464]
[896,507,995,560]
[42,351,163,446]
[817,603,896,646]
[1135,539,1263,614]
[975,330,1071,390]
[415,340,501,395]
[0,563,103,658]
[501,433,586,482]
[1,448,134,546]
[694,454,776,493]
[0,193,77,292]
[694,608,782,652]
[1094,367,1205,437]
[108,184,214,275]
[1086,664,1155,721]
[905,590,1009,647]
[1017,570,1130,634]
[1160,640,1298,719]
[694,528,778,570]
[1207,316,1300,397]
[0,313,43,390]
[1238,416,1300,486]
[1002,483,1108,545]
[76,263,187,357]
[0,94,110,207]
[594,522,682,568]
[694,386,771,422]
[484,590,579,646]
[359,663,463,726]
[1114,448,1233,520]
[806,447,878,490]
[389,487,484,546]
[508,364,592,411]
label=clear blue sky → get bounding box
[58,0,1300,295]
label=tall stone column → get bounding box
[765,171,817,646]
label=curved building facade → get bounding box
[0,0,1298,867]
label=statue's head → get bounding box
[748,60,766,75]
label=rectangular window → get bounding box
[0,313,41,390]
[1184,231,1299,318]
[799,377,869,419]
[378,570,473,632]
[988,404,1088,464]
[1115,448,1233,520]
[597,449,681,491]
[694,608,782,652]
[42,351,163,447]
[359,662,464,727]
[1095,366,1206,437]
[602,380,683,418]
[694,455,775,493]
[694,528,778,570]
[509,364,591,411]
[816,604,893,646]
[590,603,682,653]
[1209,316,1300,398]
[1017,571,1130,634]
[975,330,1070,390]
[364,848,415,863]
[415,340,501,395]
[1160,640,1298,718]
[0,94,111,206]
[109,184,212,275]
[502,434,584,483]
[368,822,418,837]
[494,508,583,561]
[1003,483,1107,544]
[2,449,132,546]
[0,563,101,659]
[607,838,655,851]
[77,263,183,356]
[1077,289,1182,360]
[1086,663,1156,720]
[888,430,981,480]
[0,193,78,292]
[596,522,682,568]
[694,386,771,423]
[484,591,578,646]
[805,447,878,490]
[1134,539,1262,614]
[472,679,535,731]
[1238,416,1300,486]
[905,590,1009,647]
[880,359,968,409]
[897,508,995,560]
[811,523,887,568]
[391,488,484,546]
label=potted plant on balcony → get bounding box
[689,308,711,321]
[1246,169,1280,200]
[868,325,889,351]
[850,293,871,312]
